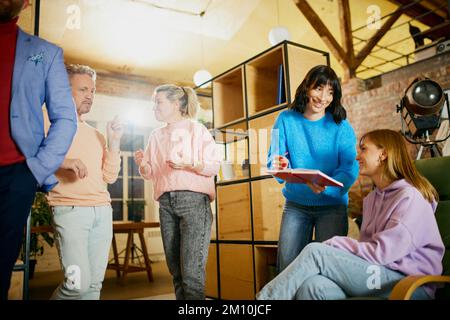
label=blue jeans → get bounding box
[277,201,348,273]
[257,243,431,300]
[51,206,113,300]
[159,191,212,300]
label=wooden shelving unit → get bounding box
[205,41,329,300]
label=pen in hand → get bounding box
[273,151,289,170]
[281,152,289,169]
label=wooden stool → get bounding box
[108,222,160,285]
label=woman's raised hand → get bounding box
[134,149,145,168]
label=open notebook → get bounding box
[267,169,343,187]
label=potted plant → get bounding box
[21,192,54,278]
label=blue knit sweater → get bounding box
[267,110,359,206]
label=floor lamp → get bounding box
[397,77,450,159]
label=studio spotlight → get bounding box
[397,77,450,158]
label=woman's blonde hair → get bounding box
[154,84,199,119]
[360,129,438,203]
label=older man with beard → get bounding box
[46,64,123,300]
[0,0,77,299]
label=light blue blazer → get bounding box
[10,29,77,192]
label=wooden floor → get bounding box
[29,261,174,300]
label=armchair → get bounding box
[389,156,450,300]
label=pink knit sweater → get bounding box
[139,119,221,201]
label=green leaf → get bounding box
[23,192,55,258]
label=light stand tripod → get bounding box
[416,140,442,160]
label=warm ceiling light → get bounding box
[268,26,291,46]
[268,0,290,46]
[193,69,212,88]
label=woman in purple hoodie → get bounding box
[257,129,444,300]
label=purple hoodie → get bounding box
[324,179,445,298]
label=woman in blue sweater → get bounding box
[268,65,359,272]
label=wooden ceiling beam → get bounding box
[419,0,449,19]
[388,0,446,27]
[420,20,450,41]
[337,0,355,78]
[293,0,350,70]
[354,10,402,69]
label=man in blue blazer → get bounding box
[0,0,77,299]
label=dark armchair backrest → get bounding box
[415,156,450,298]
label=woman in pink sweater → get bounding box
[135,84,220,300]
[257,129,444,300]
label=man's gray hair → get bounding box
[66,64,97,81]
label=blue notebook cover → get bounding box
[277,64,286,105]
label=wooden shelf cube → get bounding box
[248,110,284,177]
[252,178,284,241]
[219,244,254,300]
[214,122,249,183]
[285,45,328,103]
[217,183,251,240]
[254,245,278,292]
[246,46,286,116]
[212,66,245,128]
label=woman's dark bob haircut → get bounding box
[289,65,346,124]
